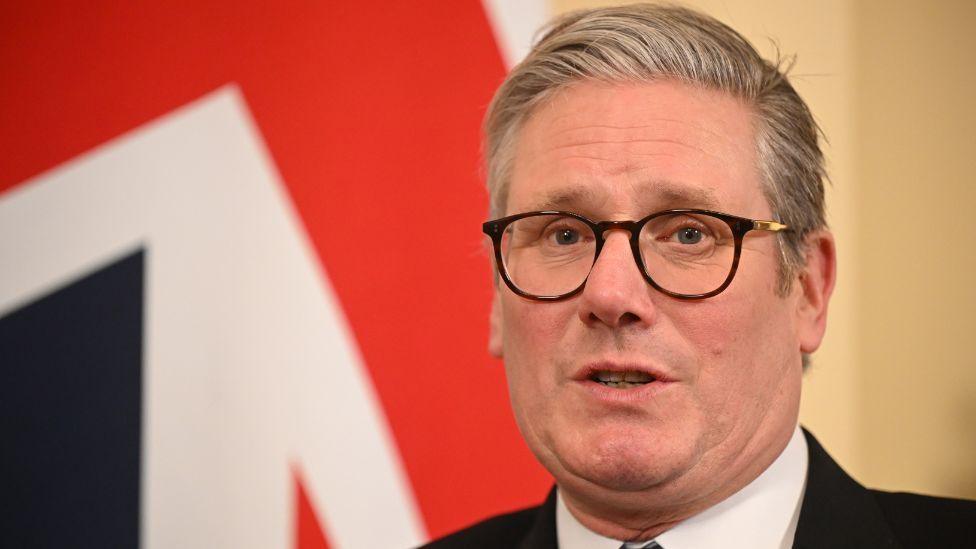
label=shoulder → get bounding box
[796,428,976,548]
[872,489,976,545]
[417,505,543,549]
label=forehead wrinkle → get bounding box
[551,137,708,157]
[537,115,749,163]
[546,119,727,142]
[557,152,678,164]
[521,180,719,214]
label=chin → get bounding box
[552,426,698,493]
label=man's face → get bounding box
[491,80,828,512]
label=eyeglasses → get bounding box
[483,209,788,301]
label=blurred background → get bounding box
[1,1,973,548]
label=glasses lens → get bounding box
[640,212,736,296]
[500,213,596,297]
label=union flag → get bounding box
[0,2,552,547]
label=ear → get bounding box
[488,289,504,357]
[795,230,837,353]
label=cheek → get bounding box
[499,298,581,454]
[501,299,572,365]
[669,291,796,421]
[680,253,796,359]
[500,298,575,400]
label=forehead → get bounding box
[507,80,764,217]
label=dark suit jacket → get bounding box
[420,430,976,548]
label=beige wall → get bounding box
[854,0,976,497]
[549,0,976,498]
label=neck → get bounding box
[560,481,712,542]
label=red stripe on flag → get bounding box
[294,468,331,549]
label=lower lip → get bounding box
[576,379,673,402]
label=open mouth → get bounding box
[589,370,656,389]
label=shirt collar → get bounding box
[556,425,809,549]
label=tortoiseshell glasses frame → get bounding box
[482,209,788,301]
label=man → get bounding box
[423,4,975,548]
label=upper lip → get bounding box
[572,361,674,383]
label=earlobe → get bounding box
[796,230,837,354]
[489,290,504,357]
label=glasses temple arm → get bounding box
[752,220,788,232]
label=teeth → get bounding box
[592,370,655,386]
[623,371,653,383]
[596,371,623,382]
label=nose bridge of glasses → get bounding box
[591,220,642,272]
[594,219,641,241]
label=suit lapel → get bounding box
[520,487,559,549]
[792,429,903,549]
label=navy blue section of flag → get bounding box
[0,249,144,548]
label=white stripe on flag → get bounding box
[481,0,551,68]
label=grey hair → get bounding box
[484,3,827,293]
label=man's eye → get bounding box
[552,228,580,245]
[674,227,703,244]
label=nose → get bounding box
[577,230,657,328]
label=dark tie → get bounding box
[619,541,662,549]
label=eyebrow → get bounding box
[526,180,720,213]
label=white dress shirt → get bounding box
[556,425,809,549]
